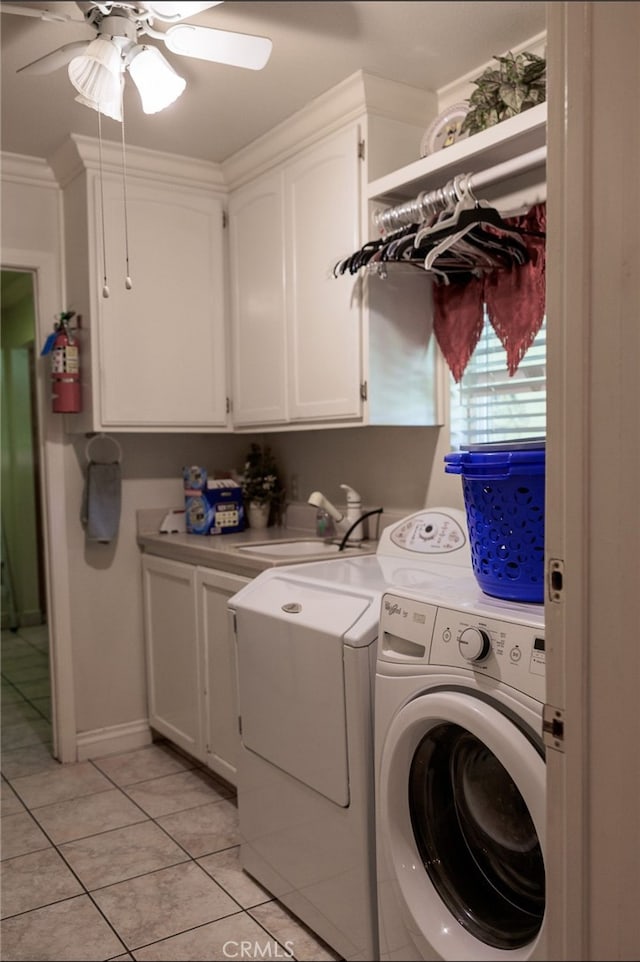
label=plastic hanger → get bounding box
[423,222,519,273]
[413,176,479,246]
[419,176,534,272]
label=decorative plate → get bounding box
[420,103,470,157]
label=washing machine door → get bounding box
[379,689,545,961]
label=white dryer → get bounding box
[228,509,473,962]
[375,585,546,961]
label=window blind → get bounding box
[449,314,546,449]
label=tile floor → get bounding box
[1,626,341,961]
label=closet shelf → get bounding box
[367,102,547,205]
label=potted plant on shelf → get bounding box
[241,443,285,528]
[460,51,546,137]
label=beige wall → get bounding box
[268,424,462,516]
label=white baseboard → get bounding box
[76,718,153,761]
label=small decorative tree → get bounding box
[241,443,285,525]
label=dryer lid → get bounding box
[230,572,377,642]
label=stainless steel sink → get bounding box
[237,540,343,558]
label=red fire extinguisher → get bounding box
[47,311,82,414]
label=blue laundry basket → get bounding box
[444,440,545,604]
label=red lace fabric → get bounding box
[432,276,485,383]
[432,202,546,382]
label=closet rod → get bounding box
[373,144,546,235]
[470,144,546,191]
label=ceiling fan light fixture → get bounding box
[74,71,124,122]
[127,45,186,114]
[164,24,272,70]
[68,36,123,111]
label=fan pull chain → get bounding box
[120,104,133,291]
[97,108,110,299]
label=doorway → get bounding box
[1,269,54,767]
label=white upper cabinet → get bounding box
[50,135,230,433]
[229,170,287,426]
[225,70,443,430]
[285,124,362,421]
[229,126,361,427]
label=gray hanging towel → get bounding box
[81,461,122,544]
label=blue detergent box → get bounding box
[183,465,207,492]
[184,469,245,536]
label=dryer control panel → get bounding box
[380,592,545,703]
[379,508,472,567]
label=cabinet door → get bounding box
[285,124,362,421]
[92,173,228,429]
[142,555,205,761]
[197,567,250,786]
[229,171,287,426]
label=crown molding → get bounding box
[48,133,226,193]
[222,69,434,191]
[0,152,59,190]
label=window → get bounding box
[449,313,546,449]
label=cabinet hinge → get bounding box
[543,704,565,752]
[360,381,368,401]
[222,210,228,229]
[226,396,232,414]
[358,139,365,161]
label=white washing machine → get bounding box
[375,583,546,962]
[228,509,473,962]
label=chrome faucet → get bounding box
[307,487,383,549]
[307,490,344,524]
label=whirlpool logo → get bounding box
[384,599,405,617]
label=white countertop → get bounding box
[136,506,379,577]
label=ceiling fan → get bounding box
[2,1,272,118]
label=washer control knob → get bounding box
[458,626,491,662]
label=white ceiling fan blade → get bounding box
[144,2,223,22]
[163,24,272,70]
[17,41,90,75]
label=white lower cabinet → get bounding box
[142,554,249,784]
[197,567,250,785]
[142,555,205,761]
